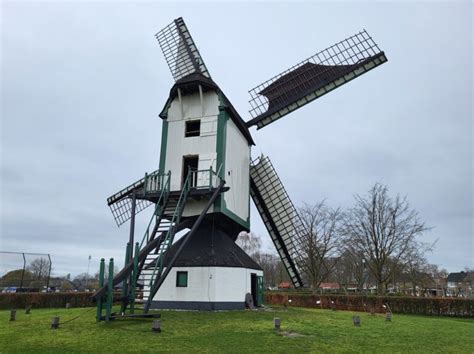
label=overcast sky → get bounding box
[1,1,472,277]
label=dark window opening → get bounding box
[251,273,257,305]
[176,271,188,287]
[182,155,199,187]
[185,120,200,137]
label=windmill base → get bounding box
[144,220,264,310]
[150,301,246,311]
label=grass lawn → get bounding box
[0,306,472,353]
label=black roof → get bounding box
[161,223,262,270]
[447,271,469,282]
[159,73,255,145]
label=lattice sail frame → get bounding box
[107,172,160,227]
[247,30,387,129]
[249,155,308,288]
[155,17,211,81]
[108,198,152,228]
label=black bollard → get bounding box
[152,320,161,333]
[25,305,31,314]
[10,310,16,321]
[273,317,281,330]
[51,317,60,329]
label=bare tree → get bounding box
[332,251,354,294]
[332,247,367,293]
[297,202,342,293]
[236,231,261,256]
[27,257,52,280]
[341,184,427,294]
[403,243,434,295]
[236,232,289,287]
[252,253,290,288]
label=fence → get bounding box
[0,251,52,292]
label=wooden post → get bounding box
[121,242,131,313]
[105,258,114,322]
[129,242,140,314]
[273,318,281,330]
[51,317,60,329]
[19,253,26,291]
[152,319,161,332]
[128,194,136,301]
[96,258,105,322]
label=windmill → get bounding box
[93,17,387,320]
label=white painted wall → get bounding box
[165,90,219,216]
[223,119,250,222]
[152,266,263,303]
[213,267,262,302]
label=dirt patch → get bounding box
[277,330,305,338]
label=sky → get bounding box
[1,1,472,277]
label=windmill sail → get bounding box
[247,30,387,129]
[106,171,164,227]
[155,17,211,81]
[250,156,305,288]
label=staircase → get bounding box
[140,170,193,312]
[94,168,225,320]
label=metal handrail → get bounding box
[139,171,171,250]
[147,169,193,288]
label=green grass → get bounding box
[0,306,472,353]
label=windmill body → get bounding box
[158,75,252,231]
[93,17,387,318]
[150,75,259,310]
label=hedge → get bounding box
[0,292,117,310]
[265,292,474,318]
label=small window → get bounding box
[176,271,188,287]
[185,120,200,137]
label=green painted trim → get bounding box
[159,97,172,119]
[221,206,250,231]
[215,95,228,210]
[215,94,251,230]
[159,120,169,172]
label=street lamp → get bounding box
[85,255,92,290]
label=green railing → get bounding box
[147,169,193,290]
[189,167,221,190]
[139,171,171,249]
[143,170,169,195]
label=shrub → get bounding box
[264,292,474,317]
[0,292,124,310]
